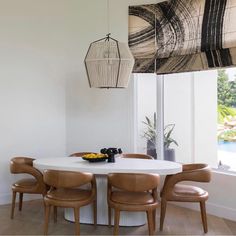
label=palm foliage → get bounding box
[142,113,156,146]
[164,124,178,148]
[218,129,236,141]
[218,104,236,123]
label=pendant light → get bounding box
[84,0,134,88]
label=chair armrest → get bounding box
[161,164,211,197]
[19,164,44,182]
[10,159,44,186]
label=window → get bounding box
[134,74,157,156]
[217,68,236,172]
[135,70,220,168]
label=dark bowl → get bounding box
[82,157,108,163]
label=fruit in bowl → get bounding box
[82,153,108,162]
[82,153,108,159]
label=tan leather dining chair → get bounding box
[69,152,97,157]
[160,163,211,233]
[107,173,160,235]
[43,170,97,235]
[120,153,153,160]
[10,157,47,219]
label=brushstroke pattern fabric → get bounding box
[129,0,236,74]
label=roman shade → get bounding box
[129,0,236,74]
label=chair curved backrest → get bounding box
[161,163,211,197]
[108,173,159,192]
[69,152,97,157]
[10,157,34,173]
[43,169,96,189]
[120,153,153,160]
[43,170,97,235]
[10,157,44,184]
[107,173,160,235]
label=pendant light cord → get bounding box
[107,0,110,35]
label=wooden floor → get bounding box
[0,200,236,235]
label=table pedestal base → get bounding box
[64,175,146,226]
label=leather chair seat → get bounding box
[111,191,154,205]
[47,188,92,201]
[13,178,37,188]
[173,184,207,197]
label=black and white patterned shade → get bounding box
[129,0,236,74]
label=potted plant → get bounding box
[142,113,157,159]
[164,124,178,161]
[142,113,178,161]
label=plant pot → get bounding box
[146,139,157,159]
[164,148,175,162]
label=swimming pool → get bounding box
[218,141,236,153]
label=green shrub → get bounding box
[218,129,236,141]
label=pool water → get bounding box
[218,141,236,153]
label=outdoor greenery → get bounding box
[218,104,236,123]
[142,113,178,149]
[218,129,236,141]
[217,69,236,123]
[217,69,236,142]
[217,69,236,107]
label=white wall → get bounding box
[0,0,163,204]
[0,0,72,204]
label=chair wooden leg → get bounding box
[19,193,23,211]
[152,209,156,232]
[114,209,120,236]
[93,199,97,226]
[147,210,154,235]
[200,201,208,233]
[44,204,51,235]
[53,206,57,223]
[74,208,80,236]
[160,199,167,231]
[108,206,111,227]
[11,191,17,219]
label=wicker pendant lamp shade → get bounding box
[85,34,134,88]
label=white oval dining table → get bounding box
[34,156,182,226]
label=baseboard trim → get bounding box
[0,192,41,205]
[173,201,236,222]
